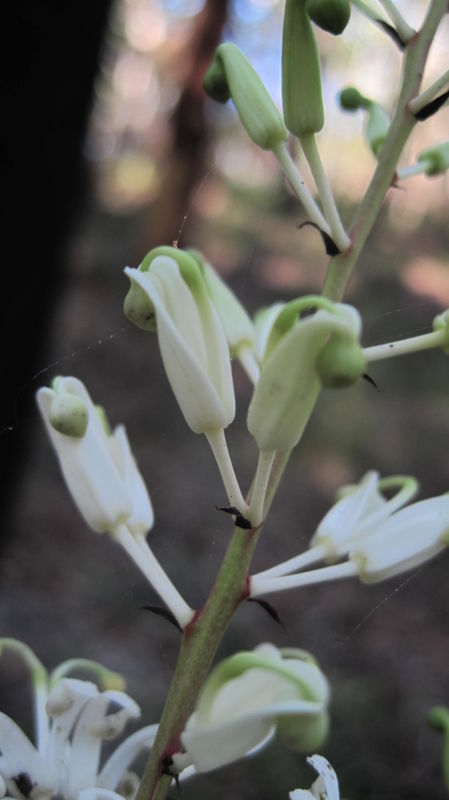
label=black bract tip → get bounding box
[141,605,182,632]
[298,221,340,256]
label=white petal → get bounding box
[182,699,322,773]
[0,713,54,800]
[37,386,131,533]
[108,426,154,536]
[351,495,449,582]
[45,679,99,795]
[150,261,235,427]
[307,754,340,800]
[311,471,383,552]
[126,266,233,433]
[289,791,315,800]
[78,789,127,800]
[98,725,158,790]
[67,691,140,798]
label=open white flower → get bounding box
[290,754,340,800]
[251,482,449,596]
[252,471,418,582]
[37,376,193,629]
[180,644,329,773]
[350,492,449,582]
[0,640,158,800]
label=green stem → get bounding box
[137,523,262,800]
[322,0,447,302]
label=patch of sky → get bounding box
[162,0,206,19]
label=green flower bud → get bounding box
[433,308,449,354]
[277,709,329,752]
[418,140,449,176]
[339,86,366,111]
[306,0,351,35]
[339,87,389,156]
[365,102,390,156]
[282,0,325,136]
[248,303,362,452]
[49,391,89,438]
[315,336,366,387]
[203,43,288,150]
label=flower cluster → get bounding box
[0,640,159,800]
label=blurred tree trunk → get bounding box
[142,0,229,250]
[2,0,113,526]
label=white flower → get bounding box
[124,248,248,516]
[37,377,193,629]
[124,251,235,435]
[350,492,449,583]
[180,644,329,773]
[36,377,153,536]
[289,754,340,800]
[310,471,419,560]
[0,640,158,800]
[250,482,449,596]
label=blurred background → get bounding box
[1,1,448,798]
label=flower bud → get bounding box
[203,43,288,150]
[365,102,390,156]
[37,377,154,535]
[339,87,389,156]
[181,643,329,773]
[124,249,235,434]
[339,87,364,111]
[247,301,362,452]
[282,0,324,136]
[306,0,351,35]
[315,336,366,387]
[417,141,449,176]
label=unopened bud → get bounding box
[203,43,288,150]
[339,86,365,111]
[339,87,390,156]
[306,0,351,35]
[282,0,324,136]
[418,141,449,176]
